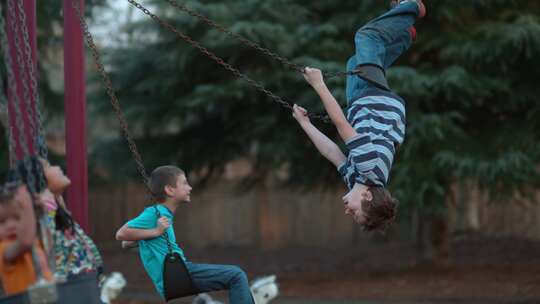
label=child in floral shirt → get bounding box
[16,156,103,278]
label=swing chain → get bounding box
[164,0,305,74]
[1,2,37,194]
[0,71,16,167]
[0,90,7,126]
[15,0,48,159]
[2,4,27,157]
[154,207,173,255]
[1,5,52,283]
[1,10,46,268]
[164,0,355,79]
[6,0,39,155]
[128,0,331,123]
[0,19,16,167]
[68,0,152,189]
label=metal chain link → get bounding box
[15,0,48,159]
[164,0,355,79]
[2,6,27,156]
[6,0,39,153]
[0,24,16,167]
[7,125,17,167]
[0,86,16,167]
[2,6,37,194]
[0,24,15,166]
[128,0,330,123]
[1,3,47,281]
[154,207,173,255]
[5,0,46,193]
[68,0,152,188]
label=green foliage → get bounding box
[89,0,540,218]
[389,0,540,215]
[89,0,376,183]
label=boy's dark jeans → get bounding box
[186,262,255,304]
[346,2,420,104]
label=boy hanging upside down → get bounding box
[293,0,426,231]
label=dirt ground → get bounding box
[106,234,540,304]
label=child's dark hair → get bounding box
[149,166,185,202]
[10,156,74,231]
[55,203,74,231]
[361,186,398,232]
[9,155,47,194]
[0,180,21,205]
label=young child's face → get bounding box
[0,186,31,241]
[167,174,192,203]
[342,183,371,224]
[41,160,71,194]
[0,201,20,241]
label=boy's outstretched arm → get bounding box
[115,216,170,241]
[121,241,139,249]
[303,67,357,142]
[292,104,346,167]
[4,186,36,263]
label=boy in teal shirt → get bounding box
[116,166,254,303]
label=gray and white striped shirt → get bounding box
[338,88,406,189]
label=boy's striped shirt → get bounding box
[338,88,406,189]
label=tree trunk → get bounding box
[256,176,280,250]
[414,209,434,265]
[431,214,450,267]
[415,202,452,267]
[465,183,481,231]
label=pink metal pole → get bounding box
[63,0,88,231]
[6,0,37,158]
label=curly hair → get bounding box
[361,186,398,232]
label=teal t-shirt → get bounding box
[127,204,187,297]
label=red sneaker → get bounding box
[408,26,417,42]
[415,0,426,18]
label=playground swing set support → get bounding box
[4,0,89,231]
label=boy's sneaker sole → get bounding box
[408,26,417,42]
[416,0,426,18]
[391,0,426,18]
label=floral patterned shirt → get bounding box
[42,196,103,277]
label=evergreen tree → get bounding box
[91,0,540,261]
[389,0,540,262]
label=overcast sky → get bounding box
[89,1,138,47]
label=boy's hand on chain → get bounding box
[156,216,170,234]
[292,104,310,125]
[303,67,325,89]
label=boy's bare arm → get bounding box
[4,187,36,263]
[121,241,139,249]
[115,216,170,241]
[115,224,161,241]
[292,105,346,167]
[303,67,357,142]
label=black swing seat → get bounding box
[353,64,391,91]
[163,252,200,302]
[0,272,100,304]
[154,204,199,302]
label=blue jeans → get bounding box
[346,2,420,104]
[186,262,255,304]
